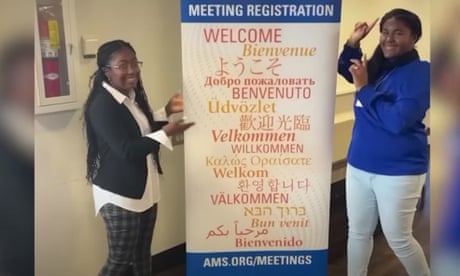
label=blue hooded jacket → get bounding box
[338,45,429,175]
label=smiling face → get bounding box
[379,17,417,58]
[104,47,140,93]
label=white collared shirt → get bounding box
[92,81,173,215]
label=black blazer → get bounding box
[88,85,167,198]
[0,136,34,275]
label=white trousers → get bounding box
[346,164,430,276]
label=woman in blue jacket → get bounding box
[338,9,430,276]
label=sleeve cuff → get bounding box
[145,130,173,151]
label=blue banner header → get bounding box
[181,0,341,23]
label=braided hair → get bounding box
[367,8,422,84]
[83,39,156,183]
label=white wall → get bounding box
[35,1,184,275]
[34,1,430,275]
[0,0,32,40]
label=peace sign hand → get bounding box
[347,18,379,48]
[348,54,368,91]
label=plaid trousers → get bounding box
[99,203,158,276]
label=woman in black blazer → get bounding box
[83,40,193,276]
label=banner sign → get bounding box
[182,1,341,275]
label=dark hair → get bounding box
[367,8,422,83]
[83,39,156,183]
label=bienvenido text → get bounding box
[235,236,303,248]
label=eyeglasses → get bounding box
[106,61,143,72]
